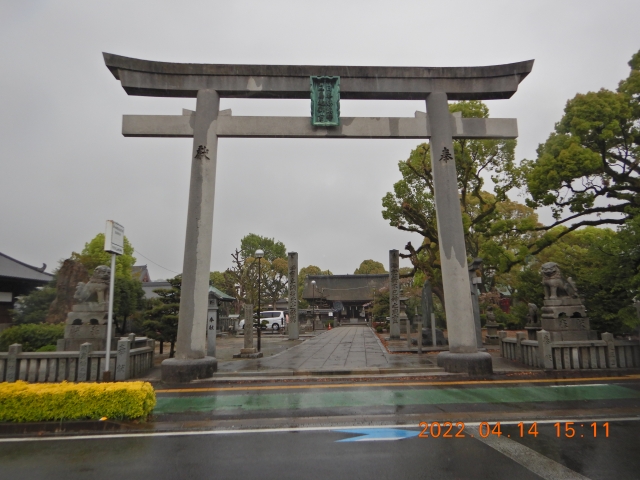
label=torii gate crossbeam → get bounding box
[104,53,533,381]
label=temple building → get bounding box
[0,252,54,329]
[301,274,388,324]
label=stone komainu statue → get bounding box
[540,262,578,300]
[74,265,111,304]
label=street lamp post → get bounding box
[255,249,264,352]
[311,280,316,331]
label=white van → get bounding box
[238,310,286,331]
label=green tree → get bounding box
[221,234,291,313]
[524,50,640,247]
[113,277,145,334]
[382,100,539,304]
[240,233,286,262]
[10,284,57,324]
[142,275,181,357]
[72,233,136,279]
[354,259,387,275]
[209,271,234,296]
[371,290,389,321]
[298,265,333,308]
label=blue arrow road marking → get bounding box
[335,428,420,442]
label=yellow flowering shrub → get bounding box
[0,381,156,422]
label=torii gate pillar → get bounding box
[161,90,220,383]
[427,92,492,374]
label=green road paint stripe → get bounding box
[155,374,640,394]
[153,384,640,415]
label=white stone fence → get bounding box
[0,336,154,383]
[500,330,640,370]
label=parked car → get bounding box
[238,311,286,331]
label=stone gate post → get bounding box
[389,250,400,339]
[161,89,220,383]
[288,252,299,340]
[427,92,492,375]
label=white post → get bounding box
[104,252,116,378]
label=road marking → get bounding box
[153,384,640,414]
[549,384,608,388]
[334,428,419,442]
[469,425,591,480]
[155,374,640,394]
[0,416,638,443]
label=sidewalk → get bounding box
[214,326,441,376]
[138,326,536,384]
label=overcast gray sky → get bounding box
[1,0,639,280]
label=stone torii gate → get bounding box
[103,53,533,381]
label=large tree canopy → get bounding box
[72,233,136,279]
[382,100,539,302]
[240,233,287,262]
[354,259,387,275]
[298,265,333,308]
[524,50,640,243]
[218,234,290,313]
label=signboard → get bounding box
[104,220,125,255]
[310,76,340,126]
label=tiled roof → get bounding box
[0,252,54,283]
[302,274,388,302]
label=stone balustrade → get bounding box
[0,337,154,383]
[500,330,640,370]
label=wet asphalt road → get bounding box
[1,419,639,479]
[2,377,640,479]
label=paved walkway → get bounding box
[216,326,439,375]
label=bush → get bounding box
[0,381,156,422]
[0,324,65,352]
[35,345,57,352]
[376,326,384,333]
[10,285,57,324]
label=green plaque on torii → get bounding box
[310,76,340,126]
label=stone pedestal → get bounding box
[485,321,500,345]
[541,297,596,342]
[525,326,541,341]
[62,303,115,351]
[437,351,492,376]
[161,357,217,383]
[234,347,263,359]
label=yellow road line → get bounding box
[156,374,640,394]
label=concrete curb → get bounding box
[184,366,446,382]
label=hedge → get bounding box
[0,324,65,352]
[0,381,156,422]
